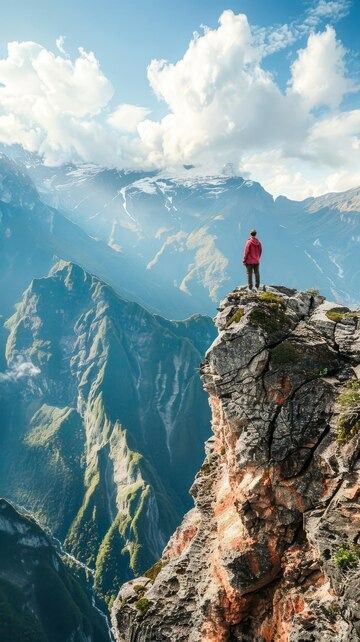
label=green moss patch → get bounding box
[271,341,300,366]
[225,308,244,328]
[144,559,168,582]
[336,379,360,444]
[135,597,151,614]
[326,307,357,323]
[332,544,360,570]
[258,291,285,306]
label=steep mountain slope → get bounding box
[0,260,215,604]
[26,161,360,311]
[0,498,110,642]
[112,286,360,641]
[0,154,200,335]
[276,187,360,306]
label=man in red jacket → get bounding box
[243,229,262,291]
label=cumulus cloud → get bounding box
[138,11,311,168]
[0,40,117,165]
[0,356,40,383]
[0,4,358,198]
[289,26,355,109]
[137,10,358,196]
[108,104,150,133]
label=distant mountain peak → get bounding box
[0,153,38,207]
[1,261,215,604]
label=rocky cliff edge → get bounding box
[112,286,360,642]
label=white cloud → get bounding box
[0,7,358,199]
[289,26,354,109]
[138,11,306,166]
[239,108,360,199]
[56,35,66,55]
[0,356,40,383]
[0,41,118,165]
[138,11,358,192]
[305,0,351,26]
[108,104,150,132]
[253,0,352,57]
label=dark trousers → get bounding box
[245,263,260,289]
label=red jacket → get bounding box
[243,237,262,265]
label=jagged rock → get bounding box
[112,286,360,642]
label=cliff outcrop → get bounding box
[112,286,360,642]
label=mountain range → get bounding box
[0,148,359,641]
[0,259,215,605]
[22,157,360,311]
[0,153,200,343]
[1,148,359,331]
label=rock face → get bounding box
[112,286,360,641]
[0,260,215,604]
[0,498,110,642]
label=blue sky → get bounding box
[1,0,358,115]
[0,1,359,198]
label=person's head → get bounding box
[250,229,257,237]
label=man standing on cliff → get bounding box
[243,229,262,291]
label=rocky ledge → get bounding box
[111,286,360,642]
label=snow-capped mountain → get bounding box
[25,159,359,311]
[0,154,202,340]
[1,145,359,320]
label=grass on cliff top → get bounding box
[336,379,360,445]
[225,292,286,331]
[225,308,244,328]
[326,307,359,323]
[258,291,285,306]
[332,544,360,570]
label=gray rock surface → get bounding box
[111,286,360,642]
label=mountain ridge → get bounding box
[20,156,359,311]
[0,259,215,605]
[0,153,203,335]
